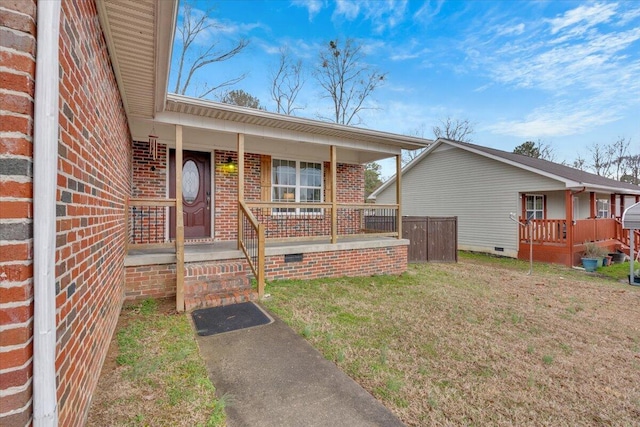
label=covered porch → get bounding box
[125,95,428,311]
[518,189,640,266]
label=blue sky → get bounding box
[169,0,640,179]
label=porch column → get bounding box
[589,192,596,218]
[565,189,574,266]
[611,194,617,218]
[237,133,245,249]
[620,195,625,218]
[175,125,185,312]
[330,146,337,244]
[396,154,402,239]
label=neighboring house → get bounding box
[370,138,640,267]
[0,1,429,425]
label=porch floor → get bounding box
[125,236,408,267]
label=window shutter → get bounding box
[324,161,333,203]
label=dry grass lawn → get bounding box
[263,253,640,426]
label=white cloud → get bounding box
[291,0,325,21]
[486,101,622,138]
[413,0,445,24]
[496,23,525,36]
[333,0,409,32]
[546,2,617,35]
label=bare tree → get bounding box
[270,47,305,115]
[432,117,474,143]
[622,153,640,185]
[314,39,386,125]
[610,137,630,180]
[173,1,249,99]
[572,154,587,171]
[587,143,614,177]
[402,124,429,165]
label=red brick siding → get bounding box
[264,245,407,280]
[129,140,168,244]
[56,1,131,426]
[131,140,167,198]
[214,150,261,241]
[125,264,176,301]
[0,1,36,425]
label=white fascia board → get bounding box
[152,111,402,155]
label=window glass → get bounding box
[272,159,323,213]
[182,160,199,203]
[525,195,544,219]
[596,199,609,218]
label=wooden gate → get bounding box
[402,216,457,263]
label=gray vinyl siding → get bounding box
[376,145,565,257]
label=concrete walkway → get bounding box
[195,306,405,427]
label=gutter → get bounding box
[33,1,61,425]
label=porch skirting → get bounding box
[125,239,408,309]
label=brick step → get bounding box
[183,261,256,310]
[185,289,259,311]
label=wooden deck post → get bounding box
[175,125,185,312]
[589,192,596,218]
[611,194,617,218]
[237,133,245,250]
[257,223,265,298]
[396,154,402,239]
[331,145,337,244]
[565,189,574,266]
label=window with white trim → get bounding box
[525,195,544,220]
[596,199,609,218]
[272,159,323,213]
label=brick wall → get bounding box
[130,140,167,244]
[214,150,261,241]
[0,1,36,425]
[55,1,131,425]
[1,1,131,425]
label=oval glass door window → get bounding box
[182,160,199,203]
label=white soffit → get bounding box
[97,0,176,119]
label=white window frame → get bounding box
[525,194,544,220]
[272,158,324,214]
[596,199,609,218]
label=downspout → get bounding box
[33,1,61,425]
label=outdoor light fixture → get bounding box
[148,124,158,160]
[222,156,237,173]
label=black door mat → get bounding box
[192,302,273,336]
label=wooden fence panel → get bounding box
[402,216,457,263]
[427,217,458,263]
[402,217,428,262]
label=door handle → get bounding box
[206,191,210,210]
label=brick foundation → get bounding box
[124,244,408,309]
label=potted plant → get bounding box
[581,242,605,272]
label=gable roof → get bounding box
[370,138,640,198]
